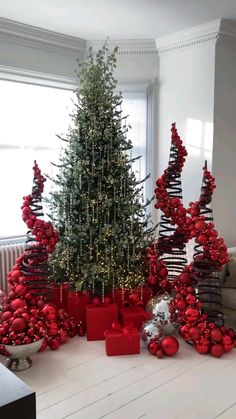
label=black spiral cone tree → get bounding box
[192,161,224,326]
[18,161,59,299]
[156,123,188,282]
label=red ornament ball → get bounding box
[188,326,201,341]
[48,338,60,350]
[1,311,13,322]
[59,330,69,344]
[184,307,200,323]
[11,317,27,332]
[41,304,57,321]
[47,321,59,336]
[210,343,224,358]
[160,336,179,356]
[210,328,223,342]
[148,340,160,355]
[15,284,26,296]
[10,298,26,311]
[155,349,165,359]
[194,337,210,354]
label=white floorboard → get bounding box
[1,332,236,419]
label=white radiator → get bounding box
[0,242,26,292]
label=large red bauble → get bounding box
[210,343,224,358]
[11,317,27,332]
[41,304,57,321]
[11,270,21,281]
[194,337,210,354]
[188,326,201,341]
[10,298,25,311]
[210,328,223,342]
[184,307,200,323]
[15,284,26,296]
[160,336,179,356]
[1,311,12,322]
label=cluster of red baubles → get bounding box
[0,299,77,351]
[21,162,59,254]
[145,243,168,288]
[173,268,236,357]
[0,162,81,352]
[148,335,179,358]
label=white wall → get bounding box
[213,43,236,247]
[157,44,215,208]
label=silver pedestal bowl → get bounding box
[0,338,44,372]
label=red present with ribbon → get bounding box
[86,301,118,341]
[67,291,91,325]
[104,323,140,356]
[119,306,150,330]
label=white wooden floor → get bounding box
[1,314,236,419]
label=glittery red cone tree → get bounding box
[0,162,77,350]
[190,161,226,326]
[155,123,188,282]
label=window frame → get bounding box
[0,74,156,243]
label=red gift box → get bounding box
[133,286,153,308]
[67,291,91,325]
[50,282,69,309]
[105,325,140,356]
[86,303,118,341]
[119,306,150,330]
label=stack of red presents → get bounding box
[50,283,152,356]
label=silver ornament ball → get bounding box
[145,292,177,335]
[141,319,164,345]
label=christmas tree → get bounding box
[47,44,154,297]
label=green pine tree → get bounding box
[46,44,155,295]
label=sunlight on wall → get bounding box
[186,118,213,167]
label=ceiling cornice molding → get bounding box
[87,39,157,56]
[0,64,77,89]
[0,17,86,54]
[156,19,222,55]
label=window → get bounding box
[122,90,147,199]
[0,80,74,238]
[0,81,148,239]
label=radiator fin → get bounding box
[0,243,26,292]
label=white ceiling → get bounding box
[1,0,236,40]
